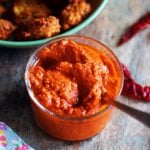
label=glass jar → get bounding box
[25,35,123,141]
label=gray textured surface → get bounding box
[0,0,150,149]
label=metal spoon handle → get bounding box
[106,99,150,128]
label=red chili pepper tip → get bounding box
[118,12,150,46]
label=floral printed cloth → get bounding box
[0,122,34,150]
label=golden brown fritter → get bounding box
[0,0,92,41]
[0,19,16,39]
[61,0,92,30]
[15,16,61,40]
[12,0,51,24]
[0,4,6,17]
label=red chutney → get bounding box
[29,39,121,117]
[27,37,123,141]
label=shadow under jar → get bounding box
[25,35,123,141]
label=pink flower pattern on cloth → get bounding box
[0,122,34,150]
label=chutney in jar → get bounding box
[25,36,123,141]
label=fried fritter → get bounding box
[0,19,16,39]
[12,0,51,24]
[15,16,61,40]
[0,0,93,41]
[0,4,6,17]
[61,0,92,30]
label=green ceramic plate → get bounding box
[0,0,108,48]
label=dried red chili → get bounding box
[121,64,150,102]
[118,12,150,45]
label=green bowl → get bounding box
[0,0,107,48]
